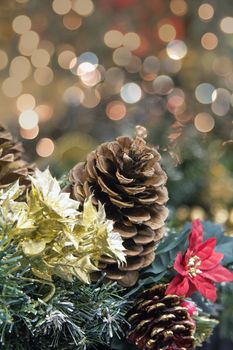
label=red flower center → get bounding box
[187,255,202,278]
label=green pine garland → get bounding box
[0,237,130,350]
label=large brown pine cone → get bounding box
[0,125,33,189]
[69,133,169,286]
[127,284,196,350]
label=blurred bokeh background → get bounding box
[0,0,233,231]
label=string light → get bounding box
[220,17,233,34]
[18,31,40,56]
[170,0,188,16]
[34,67,54,85]
[12,15,31,34]
[20,126,39,139]
[31,49,50,67]
[19,110,39,129]
[104,30,123,48]
[36,138,55,157]
[58,50,76,69]
[198,3,214,21]
[80,69,101,86]
[16,94,36,112]
[120,83,142,103]
[153,75,174,95]
[2,77,22,98]
[211,88,230,116]
[167,88,185,115]
[158,24,176,43]
[113,47,132,66]
[106,100,126,120]
[35,104,53,122]
[143,56,160,74]
[63,13,82,30]
[52,0,72,15]
[214,208,229,224]
[0,50,8,70]
[166,40,187,60]
[126,55,142,73]
[72,0,94,17]
[123,32,141,51]
[194,112,215,132]
[201,32,218,50]
[195,83,215,104]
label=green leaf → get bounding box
[156,229,188,254]
[202,221,224,242]
[145,255,167,274]
[202,221,233,265]
[215,237,233,265]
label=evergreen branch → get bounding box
[0,238,130,350]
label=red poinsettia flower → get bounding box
[166,219,233,302]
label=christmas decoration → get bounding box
[1,169,125,285]
[0,124,33,189]
[69,127,168,286]
[166,219,233,302]
[0,126,233,350]
[126,284,196,350]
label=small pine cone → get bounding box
[68,132,169,287]
[127,284,196,350]
[0,125,34,189]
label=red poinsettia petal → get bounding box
[202,264,233,283]
[196,238,216,260]
[165,275,182,295]
[176,276,190,296]
[189,219,203,252]
[200,252,224,270]
[192,275,217,302]
[186,280,197,297]
[166,275,190,297]
[174,251,186,276]
[184,248,192,265]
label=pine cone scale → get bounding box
[69,134,169,286]
[0,125,33,189]
[127,284,196,350]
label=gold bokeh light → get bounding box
[34,67,54,85]
[16,94,36,112]
[104,30,123,49]
[36,138,55,157]
[198,3,214,21]
[9,56,31,81]
[0,50,8,70]
[72,0,94,17]
[12,15,31,34]
[52,0,72,15]
[2,77,22,98]
[31,49,50,67]
[194,112,215,132]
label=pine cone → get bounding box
[0,125,33,189]
[68,131,168,286]
[126,284,196,350]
